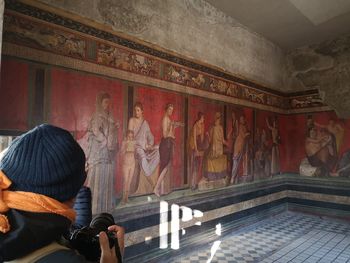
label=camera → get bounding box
[69,213,122,262]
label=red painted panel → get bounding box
[277,114,305,173]
[135,87,184,188]
[0,59,29,131]
[50,68,124,192]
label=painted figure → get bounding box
[85,92,119,214]
[189,112,208,190]
[315,119,344,154]
[254,128,270,179]
[205,112,228,180]
[266,117,280,175]
[231,115,250,184]
[305,126,337,175]
[128,102,160,194]
[120,130,136,204]
[227,111,238,169]
[154,103,183,196]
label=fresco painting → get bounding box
[299,112,350,178]
[3,60,350,214]
[225,106,254,184]
[254,111,282,180]
[4,14,86,59]
[50,69,124,213]
[188,97,224,189]
[3,10,350,213]
[127,87,185,198]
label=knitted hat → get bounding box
[0,124,86,202]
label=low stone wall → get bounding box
[115,174,350,262]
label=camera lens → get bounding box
[90,213,115,232]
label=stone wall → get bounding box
[285,34,350,118]
[39,0,285,90]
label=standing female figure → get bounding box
[85,92,118,214]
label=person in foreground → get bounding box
[0,124,124,262]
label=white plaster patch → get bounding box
[289,0,350,25]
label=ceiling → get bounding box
[205,0,350,50]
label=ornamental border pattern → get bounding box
[3,0,329,112]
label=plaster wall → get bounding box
[285,34,350,118]
[39,0,285,90]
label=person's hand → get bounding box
[108,225,125,256]
[99,231,117,263]
[99,225,124,263]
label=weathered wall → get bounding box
[39,0,285,90]
[285,34,350,118]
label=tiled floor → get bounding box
[171,212,350,263]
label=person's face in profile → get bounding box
[101,98,111,112]
[135,106,143,118]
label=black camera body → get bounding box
[69,213,122,262]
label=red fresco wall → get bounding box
[50,68,125,192]
[0,59,29,131]
[276,114,305,173]
[4,58,350,199]
[135,86,184,188]
[280,111,350,173]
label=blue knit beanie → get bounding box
[0,124,86,202]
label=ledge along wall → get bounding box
[1,1,350,262]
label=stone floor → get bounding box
[169,211,350,263]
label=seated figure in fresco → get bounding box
[127,102,160,195]
[204,112,228,181]
[154,103,183,197]
[84,92,119,215]
[314,118,344,155]
[189,112,209,190]
[305,127,337,176]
